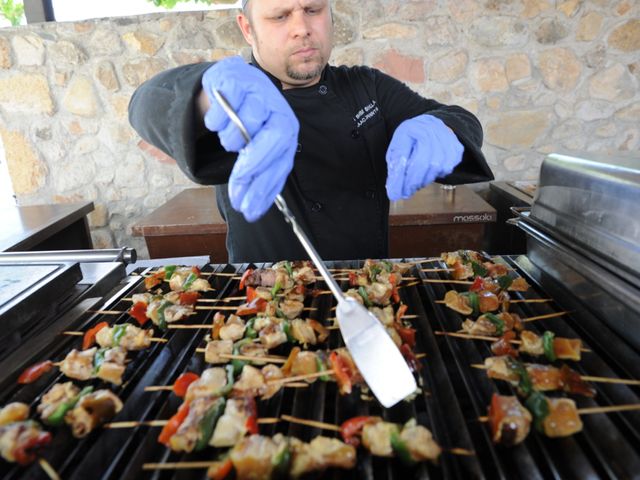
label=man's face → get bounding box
[237,0,334,89]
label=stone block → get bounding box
[95,61,120,92]
[537,48,582,91]
[577,12,604,41]
[0,36,11,69]
[122,31,165,56]
[62,75,100,117]
[0,73,54,115]
[486,110,551,148]
[589,63,635,101]
[374,49,425,84]
[429,51,468,83]
[470,58,508,92]
[12,34,44,66]
[0,128,47,195]
[608,19,640,52]
[122,58,167,88]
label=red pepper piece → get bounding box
[82,321,109,350]
[396,326,417,349]
[172,372,200,398]
[389,273,401,303]
[329,351,352,395]
[12,431,52,465]
[469,276,484,292]
[339,416,372,447]
[17,360,54,384]
[129,301,149,326]
[178,291,200,306]
[239,269,253,290]
[144,272,164,290]
[244,397,259,435]
[158,402,190,446]
[210,458,234,480]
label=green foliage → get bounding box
[149,0,215,9]
[0,0,24,26]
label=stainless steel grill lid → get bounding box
[528,152,640,281]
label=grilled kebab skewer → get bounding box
[485,392,640,446]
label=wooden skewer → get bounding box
[421,268,454,273]
[435,298,553,304]
[106,417,279,429]
[470,364,640,386]
[268,370,335,384]
[38,458,61,480]
[414,257,442,264]
[62,331,168,343]
[144,461,221,470]
[280,414,340,431]
[435,331,590,352]
[522,311,569,323]
[220,353,287,364]
[424,279,474,285]
[479,403,640,422]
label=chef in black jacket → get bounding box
[129,0,493,263]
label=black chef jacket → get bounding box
[129,60,493,263]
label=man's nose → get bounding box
[289,10,312,37]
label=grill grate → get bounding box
[1,258,639,480]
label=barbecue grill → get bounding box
[1,153,639,479]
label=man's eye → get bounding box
[306,8,320,15]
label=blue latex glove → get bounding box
[202,56,300,222]
[385,114,464,201]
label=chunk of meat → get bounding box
[205,339,233,364]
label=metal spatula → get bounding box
[212,89,417,407]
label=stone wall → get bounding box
[0,0,638,257]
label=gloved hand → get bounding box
[385,114,464,201]
[201,56,300,222]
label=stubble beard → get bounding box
[285,55,325,81]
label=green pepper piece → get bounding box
[245,318,257,340]
[112,324,128,346]
[368,265,381,283]
[525,391,550,432]
[163,265,177,280]
[232,339,252,375]
[272,438,291,478]
[543,331,557,362]
[471,261,488,278]
[275,308,286,319]
[506,357,533,397]
[195,397,226,451]
[182,272,198,290]
[157,300,172,330]
[315,356,330,382]
[497,275,513,290]
[282,320,295,343]
[381,260,393,273]
[93,348,107,374]
[270,280,282,298]
[390,427,415,465]
[283,261,293,278]
[463,292,479,316]
[216,364,235,397]
[45,386,94,426]
[484,313,505,336]
[358,286,372,308]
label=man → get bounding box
[129,0,493,263]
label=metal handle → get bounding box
[212,89,344,302]
[506,206,531,226]
[273,195,344,301]
[0,247,137,265]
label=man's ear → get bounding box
[237,13,254,46]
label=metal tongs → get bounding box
[212,90,416,407]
